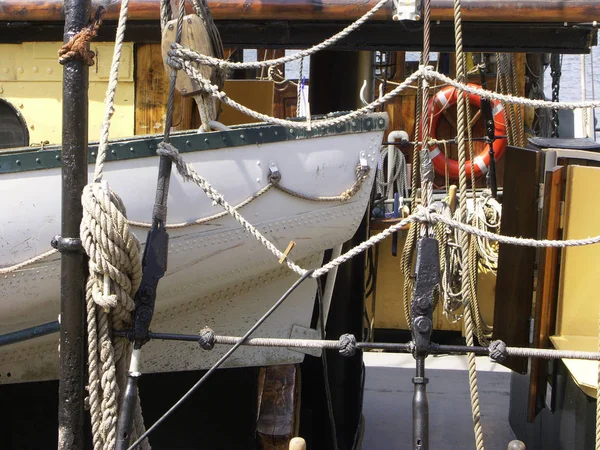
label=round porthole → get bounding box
[0,99,29,150]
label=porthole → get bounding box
[0,99,29,150]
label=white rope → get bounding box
[168,0,389,71]
[128,184,274,229]
[171,58,419,129]
[82,183,144,450]
[93,0,130,183]
[7,200,600,281]
[156,142,308,276]
[80,0,149,447]
[425,67,600,110]
[0,249,58,274]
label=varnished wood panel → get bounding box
[134,43,193,135]
[527,165,564,421]
[2,0,598,23]
[493,145,541,374]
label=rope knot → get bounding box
[166,54,184,71]
[198,327,216,350]
[58,6,106,66]
[489,339,508,363]
[415,205,436,226]
[338,333,357,357]
[418,64,435,81]
[93,292,119,310]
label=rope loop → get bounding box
[198,327,216,350]
[488,339,508,363]
[339,333,358,357]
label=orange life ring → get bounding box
[423,84,507,179]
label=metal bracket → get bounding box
[268,161,281,184]
[392,0,421,21]
[359,151,369,175]
[132,225,169,349]
[410,237,440,355]
[51,235,84,253]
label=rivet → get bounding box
[47,68,53,74]
[256,177,260,182]
[256,161,261,166]
[17,67,23,74]
[187,17,192,24]
[15,160,21,165]
[205,138,209,144]
[111,149,116,155]
[55,155,60,161]
[289,129,294,134]
[186,140,191,146]
[129,147,135,153]
[32,66,38,73]
[91,151,96,157]
[181,88,187,94]
[274,131,278,136]
[36,158,41,163]
[240,134,245,139]
[259,132,263,137]
[168,24,174,30]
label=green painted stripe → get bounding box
[0,114,388,174]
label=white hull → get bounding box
[0,115,387,383]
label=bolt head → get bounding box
[414,317,431,333]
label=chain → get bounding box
[550,53,562,138]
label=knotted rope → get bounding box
[82,183,146,449]
[79,0,150,447]
[58,6,106,66]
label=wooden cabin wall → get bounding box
[135,43,194,134]
[134,46,295,133]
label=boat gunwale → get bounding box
[0,112,388,175]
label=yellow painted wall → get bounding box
[0,42,135,146]
[555,165,600,338]
[366,225,496,332]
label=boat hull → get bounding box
[0,115,387,383]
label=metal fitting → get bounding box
[51,236,84,253]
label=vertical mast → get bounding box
[57,0,91,447]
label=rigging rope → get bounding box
[168,0,389,71]
[452,0,485,447]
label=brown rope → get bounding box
[58,6,106,66]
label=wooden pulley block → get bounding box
[161,14,215,97]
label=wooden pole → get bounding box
[57,0,90,447]
[0,0,598,23]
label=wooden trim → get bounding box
[256,364,301,449]
[493,145,542,374]
[527,165,563,422]
[1,0,598,23]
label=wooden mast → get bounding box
[0,0,598,22]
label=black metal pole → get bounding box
[58,0,90,447]
[412,356,429,450]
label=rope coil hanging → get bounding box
[78,0,150,447]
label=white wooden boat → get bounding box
[0,113,388,384]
